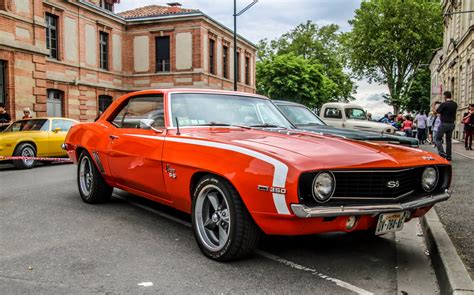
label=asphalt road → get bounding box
[0,163,440,294]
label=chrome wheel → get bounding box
[21,146,35,167]
[79,156,93,197]
[195,184,231,251]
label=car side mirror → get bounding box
[140,119,155,130]
[53,127,62,133]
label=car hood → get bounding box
[175,128,444,171]
[347,119,393,131]
[295,125,418,147]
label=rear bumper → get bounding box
[290,190,452,218]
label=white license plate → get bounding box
[375,211,407,235]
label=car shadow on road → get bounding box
[112,188,396,268]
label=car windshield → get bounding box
[4,119,49,132]
[170,93,293,129]
[277,105,326,126]
[345,108,367,120]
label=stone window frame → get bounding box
[45,13,60,60]
[43,4,64,62]
[0,0,12,11]
[244,51,251,86]
[99,31,109,71]
[208,32,217,75]
[46,89,65,117]
[150,30,174,73]
[155,35,171,73]
[236,48,242,83]
[0,60,6,105]
[96,22,113,72]
[222,40,230,80]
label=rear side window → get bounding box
[110,95,164,129]
[324,107,342,119]
[52,119,74,132]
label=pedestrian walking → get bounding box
[434,91,458,161]
[0,103,11,131]
[402,116,413,137]
[462,104,474,150]
[415,111,428,144]
[427,112,435,144]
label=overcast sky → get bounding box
[116,0,392,116]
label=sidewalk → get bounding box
[421,141,473,280]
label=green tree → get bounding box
[257,21,355,106]
[404,67,431,112]
[257,53,331,107]
[344,0,443,114]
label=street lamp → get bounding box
[234,0,258,91]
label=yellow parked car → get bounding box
[0,117,78,169]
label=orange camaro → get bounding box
[64,89,451,261]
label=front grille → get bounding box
[298,165,450,206]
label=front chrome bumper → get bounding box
[290,190,452,218]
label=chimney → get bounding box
[167,2,182,13]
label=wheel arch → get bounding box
[13,141,37,155]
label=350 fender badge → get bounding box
[422,156,435,161]
[258,185,287,194]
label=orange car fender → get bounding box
[65,123,113,182]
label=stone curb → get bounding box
[421,209,474,294]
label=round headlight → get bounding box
[422,167,438,192]
[312,172,335,203]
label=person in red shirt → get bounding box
[402,116,413,137]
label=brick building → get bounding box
[0,0,257,121]
[429,0,473,139]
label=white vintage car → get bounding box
[320,102,396,134]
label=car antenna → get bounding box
[175,117,181,135]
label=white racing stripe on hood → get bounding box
[124,134,291,215]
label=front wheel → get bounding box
[77,151,113,204]
[13,143,36,169]
[192,175,260,261]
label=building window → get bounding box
[156,36,170,72]
[47,89,63,117]
[245,56,250,85]
[222,45,229,79]
[99,31,109,70]
[236,51,241,82]
[209,39,215,75]
[98,95,113,113]
[45,13,58,59]
[100,0,114,12]
[0,0,11,11]
[0,60,6,105]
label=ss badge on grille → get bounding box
[386,180,400,188]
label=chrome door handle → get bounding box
[109,135,119,140]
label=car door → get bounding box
[48,119,75,156]
[322,107,344,128]
[105,94,169,201]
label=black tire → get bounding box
[13,143,36,169]
[77,151,113,204]
[191,174,260,261]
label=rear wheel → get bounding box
[77,151,112,203]
[192,175,260,261]
[13,143,36,169]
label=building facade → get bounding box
[0,0,256,121]
[430,0,473,139]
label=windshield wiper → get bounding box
[249,123,287,129]
[196,122,250,129]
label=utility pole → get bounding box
[233,0,258,91]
